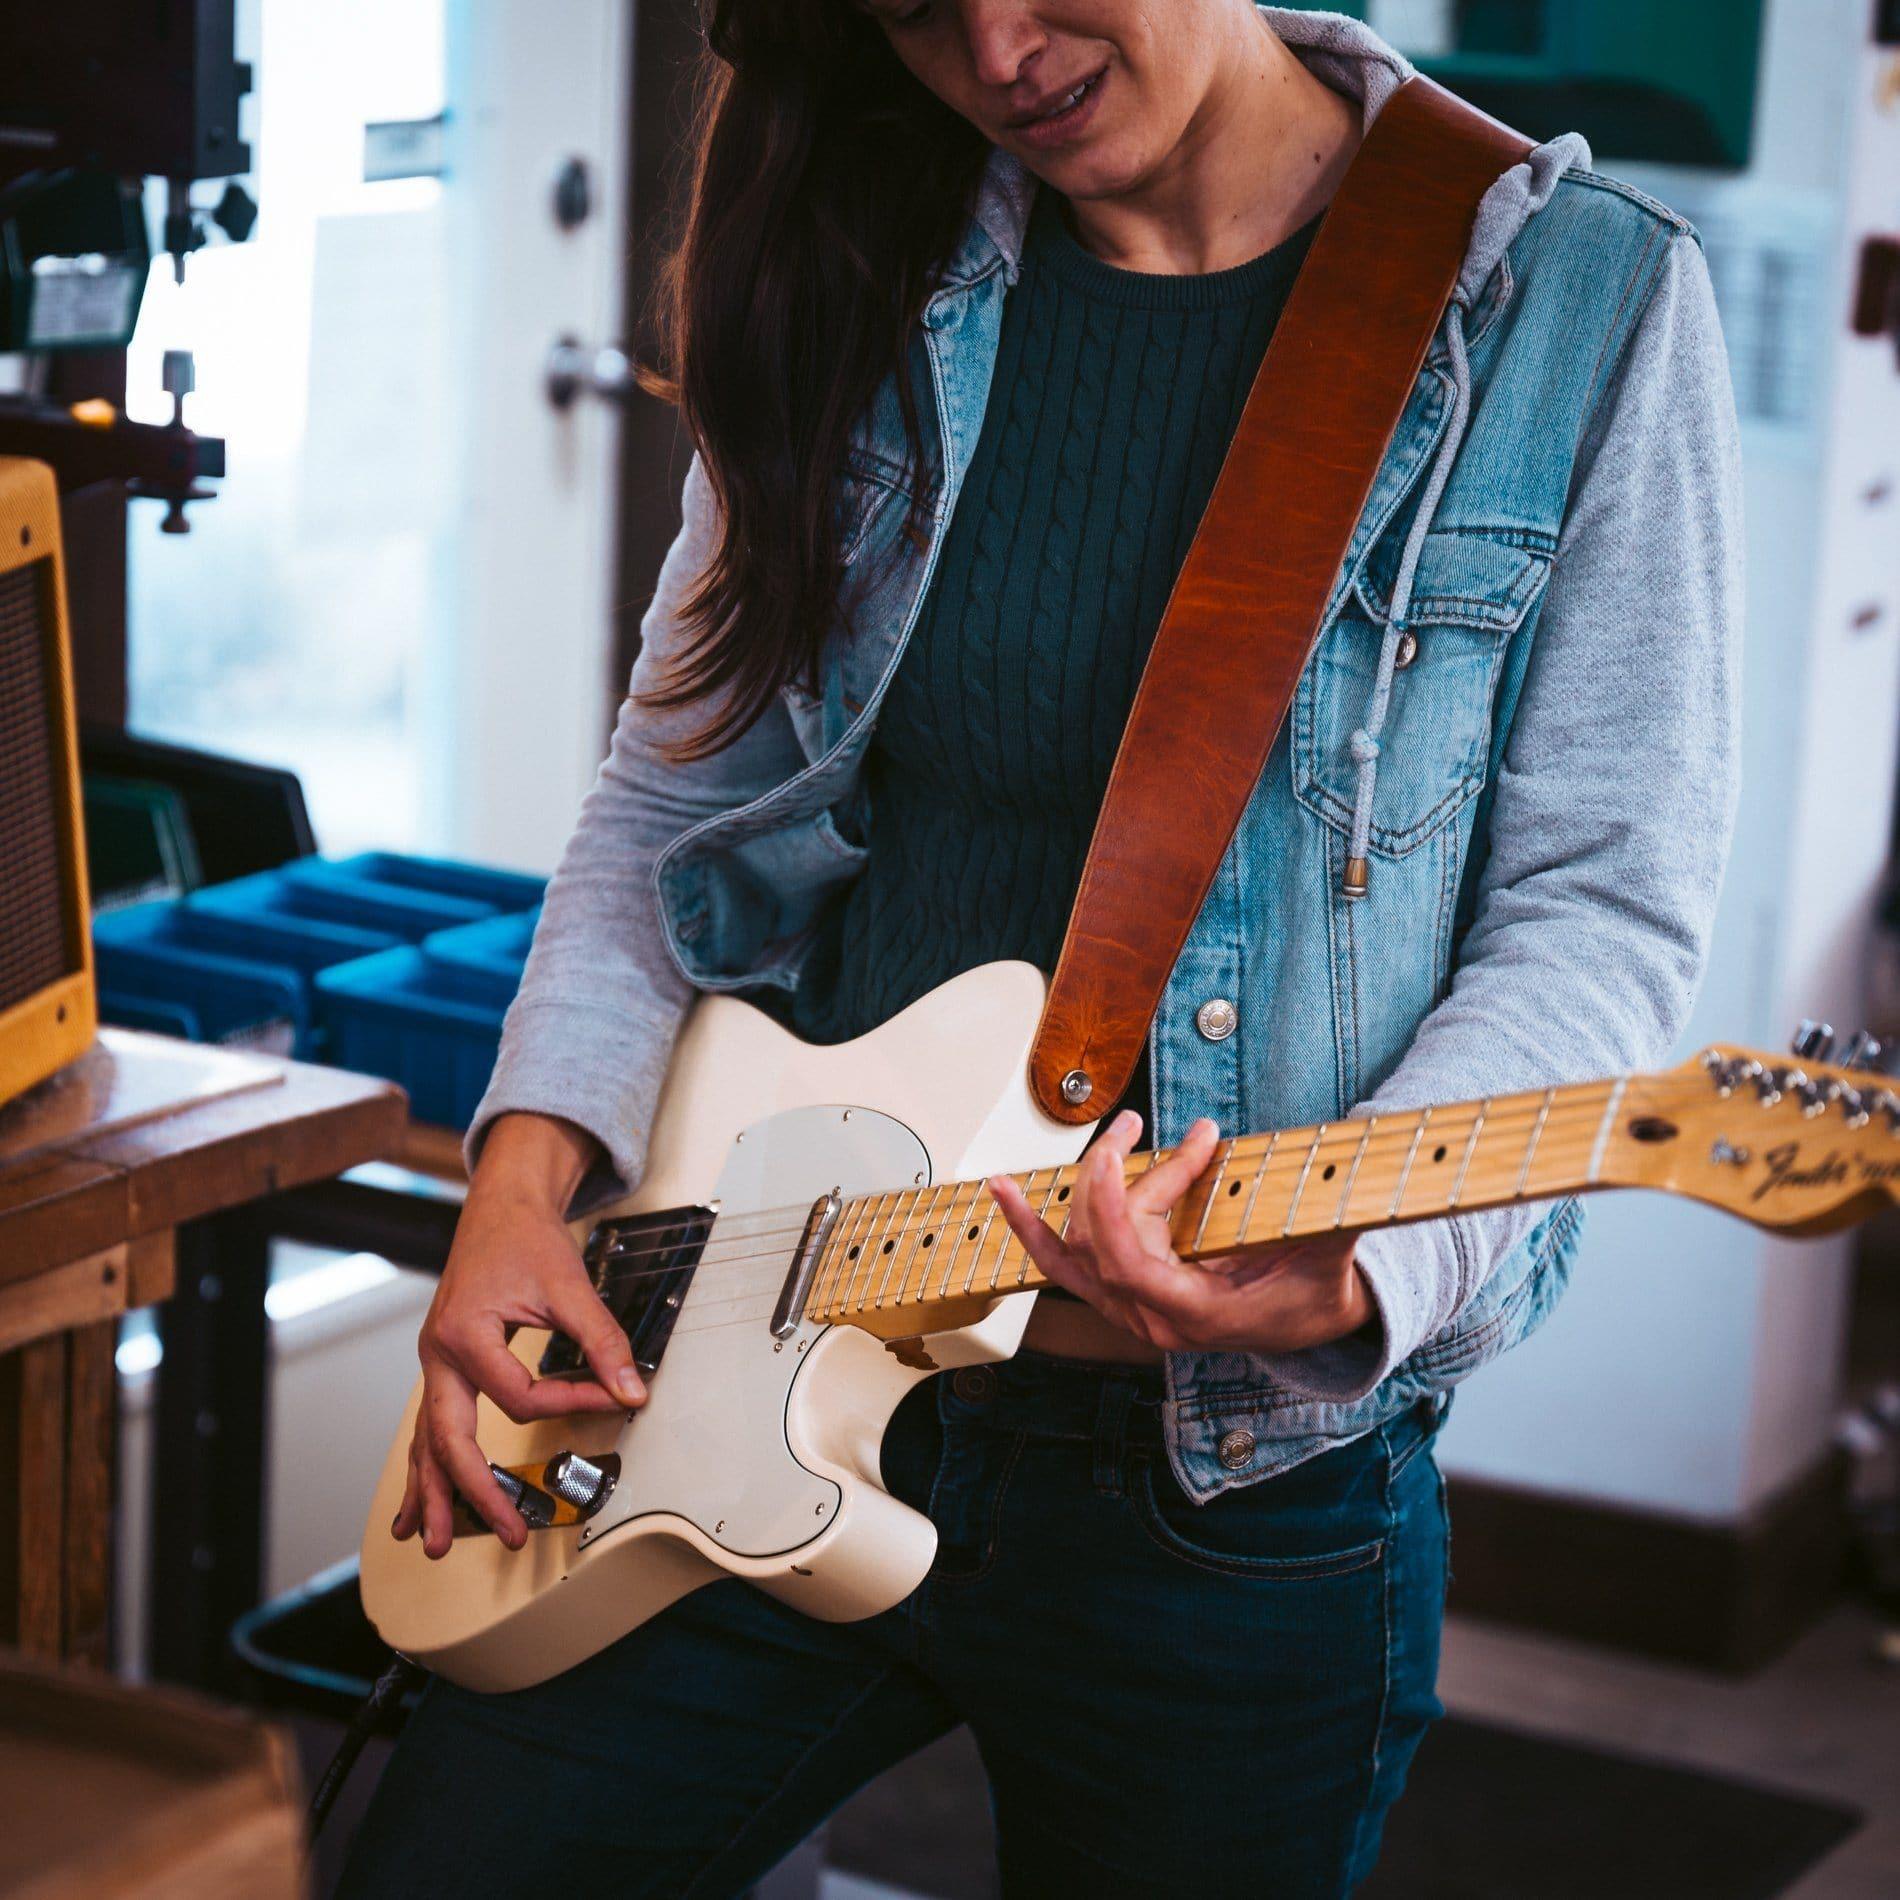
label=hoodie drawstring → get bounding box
[1341,297,1474,900]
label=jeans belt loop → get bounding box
[1091,1375,1140,1499]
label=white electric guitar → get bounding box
[360,963,1899,1690]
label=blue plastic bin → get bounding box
[315,946,511,1127]
[93,905,307,1054]
[180,897,403,977]
[193,866,491,941]
[420,907,540,991]
[289,852,546,916]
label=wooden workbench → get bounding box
[0,1030,404,1678]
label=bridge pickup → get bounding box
[537,1204,715,1382]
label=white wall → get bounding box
[1440,0,1900,1521]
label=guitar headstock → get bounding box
[1616,1024,1900,1235]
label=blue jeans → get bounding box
[339,1354,1448,1898]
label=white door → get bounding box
[126,0,631,872]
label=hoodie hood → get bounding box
[968,5,1592,309]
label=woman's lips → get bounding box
[1009,66,1109,152]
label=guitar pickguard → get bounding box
[576,1102,931,1560]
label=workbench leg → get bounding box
[149,1211,271,1692]
[63,1319,117,1667]
[0,1336,66,1657]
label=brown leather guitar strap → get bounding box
[1028,76,1533,1125]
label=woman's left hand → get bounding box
[986,1109,1376,1354]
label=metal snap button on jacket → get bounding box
[1195,997,1238,1042]
[1393,628,1419,669]
[1217,1429,1257,1470]
[952,1365,997,1406]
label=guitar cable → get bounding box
[307,1650,429,1839]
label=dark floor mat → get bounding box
[1358,1716,1861,1900]
[826,1717,1861,1900]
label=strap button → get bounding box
[1218,1429,1257,1470]
[1195,998,1238,1042]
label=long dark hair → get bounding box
[637,1,991,759]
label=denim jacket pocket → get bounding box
[1293,527,1553,855]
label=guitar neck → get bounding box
[805,1074,1639,1330]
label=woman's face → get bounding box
[861,0,1241,201]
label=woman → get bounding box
[344,3,1741,1894]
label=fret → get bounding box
[917,1179,961,1302]
[1390,1108,1430,1219]
[1008,1169,1065,1289]
[932,1179,975,1299]
[1237,1130,1277,1245]
[1588,1077,1628,1184]
[1283,1126,1325,1235]
[930,1180,981,1306]
[1515,1087,1557,1197]
[883,1180,944,1308]
[1190,1139,1233,1253]
[871,1191,910,1310]
[822,1193,875,1314]
[867,1187,910,1309]
[977,1189,1022,1294]
[1449,1102,1487,1209]
[865,1191,912,1311]
[1334,1118,1375,1228]
[981,1170,1036,1295]
[842,1192,889,1311]
[952,1181,1004,1304]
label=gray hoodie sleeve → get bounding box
[1254,226,1745,1401]
[463,453,807,1207]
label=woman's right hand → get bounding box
[391,1113,647,1559]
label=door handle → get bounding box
[545,335,636,411]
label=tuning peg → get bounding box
[1790,1019,1835,1062]
[1838,1029,1885,1073]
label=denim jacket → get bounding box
[471,9,1744,1500]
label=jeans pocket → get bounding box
[1129,1455,1385,1582]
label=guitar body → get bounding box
[363,951,1896,1692]
[359,961,1091,1692]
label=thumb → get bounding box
[546,1268,646,1408]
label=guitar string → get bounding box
[557,1072,1811,1299]
[534,1096,1880,1352]
[569,1101,1853,1308]
[576,1099,1618,1286]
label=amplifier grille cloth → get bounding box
[0,561,74,1013]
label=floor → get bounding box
[303,1600,1899,1898]
[1433,1605,1900,1900]
[802,1602,1900,1900]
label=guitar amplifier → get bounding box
[0,456,95,1106]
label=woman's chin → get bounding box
[1013,140,1152,206]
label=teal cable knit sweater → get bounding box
[791,187,1320,1128]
